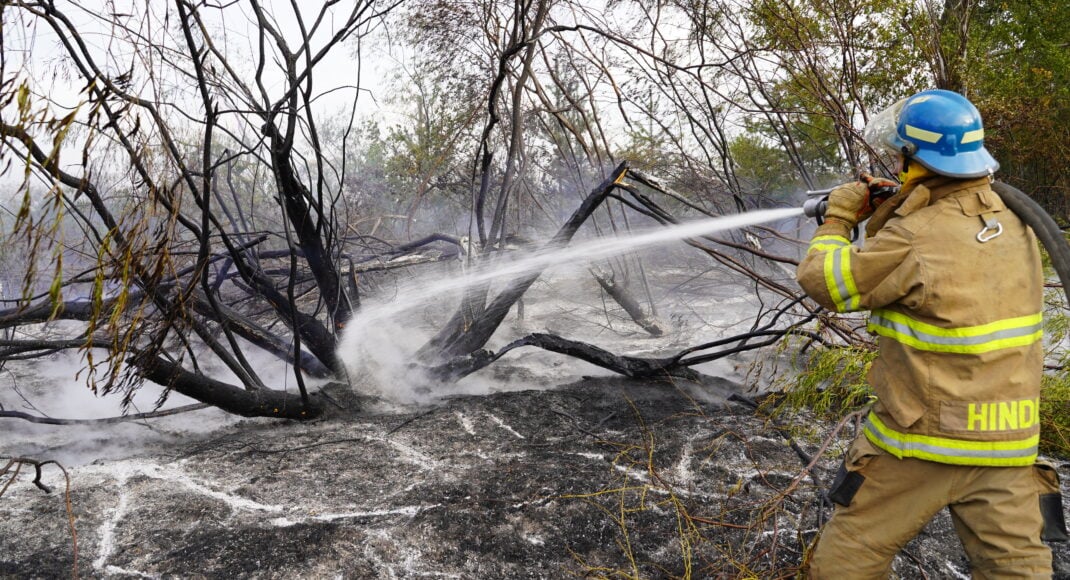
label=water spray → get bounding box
[349,207,805,328]
[339,207,804,400]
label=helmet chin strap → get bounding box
[899,157,937,189]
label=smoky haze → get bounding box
[339,208,803,402]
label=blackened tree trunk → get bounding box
[422,162,629,360]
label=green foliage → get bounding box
[616,123,678,177]
[743,0,926,171]
[966,0,1070,213]
[1040,372,1070,458]
[1041,292,1070,458]
[341,60,483,235]
[727,134,797,199]
[770,341,877,419]
[734,0,1070,210]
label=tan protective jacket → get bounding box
[798,176,1044,466]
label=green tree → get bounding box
[965,0,1070,215]
[728,133,797,200]
[745,0,927,176]
[343,61,483,238]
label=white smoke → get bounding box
[337,208,804,403]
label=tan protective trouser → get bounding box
[810,434,1052,579]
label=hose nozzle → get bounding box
[803,197,828,219]
[802,187,834,219]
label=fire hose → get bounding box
[992,182,1070,305]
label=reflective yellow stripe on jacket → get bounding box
[808,235,859,312]
[863,411,1039,466]
[868,309,1043,354]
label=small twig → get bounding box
[781,411,865,498]
[730,393,847,510]
[243,437,368,455]
[687,515,751,529]
[0,403,210,425]
[547,407,601,438]
[0,459,22,498]
[901,549,930,579]
[4,369,50,418]
[387,409,437,435]
[31,460,55,494]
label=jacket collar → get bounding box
[895,176,992,217]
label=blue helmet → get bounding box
[865,89,999,179]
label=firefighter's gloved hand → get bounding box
[860,173,900,207]
[824,181,872,227]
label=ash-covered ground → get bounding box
[2,251,1069,578]
[3,376,1069,579]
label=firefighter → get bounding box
[797,89,1065,578]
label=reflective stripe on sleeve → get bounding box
[809,235,860,312]
[808,235,850,254]
[863,412,1039,467]
[868,309,1043,354]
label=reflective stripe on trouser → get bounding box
[810,435,1051,579]
[863,412,1039,467]
[807,235,858,313]
[868,309,1043,354]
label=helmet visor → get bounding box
[863,98,910,154]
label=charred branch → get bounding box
[0,404,210,426]
[589,266,665,337]
[0,299,105,330]
[188,291,332,379]
[429,332,698,383]
[433,292,819,384]
[433,314,814,384]
[132,354,326,419]
[425,162,630,360]
[348,251,453,274]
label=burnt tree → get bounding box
[0,0,841,424]
[0,1,397,418]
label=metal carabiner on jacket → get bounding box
[977,214,1003,243]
